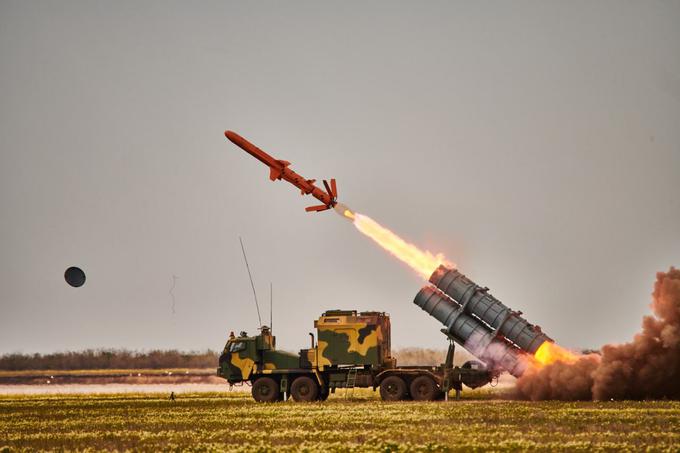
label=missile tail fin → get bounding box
[305,204,331,212]
[269,167,282,181]
[330,178,337,198]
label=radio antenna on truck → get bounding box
[239,236,262,328]
[270,282,273,332]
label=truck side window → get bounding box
[229,342,246,353]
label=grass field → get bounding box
[1,389,678,451]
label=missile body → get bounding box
[224,131,338,212]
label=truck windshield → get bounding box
[229,342,246,353]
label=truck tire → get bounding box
[318,388,330,401]
[379,376,408,401]
[290,376,319,402]
[409,375,437,401]
[252,377,279,403]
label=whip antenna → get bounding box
[270,282,273,332]
[239,237,262,327]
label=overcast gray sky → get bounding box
[1,1,678,355]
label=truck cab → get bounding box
[218,326,299,384]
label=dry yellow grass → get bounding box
[1,389,678,451]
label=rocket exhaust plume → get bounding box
[335,205,452,279]
[513,267,680,400]
[533,341,579,366]
[333,203,355,221]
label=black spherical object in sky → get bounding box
[64,266,86,287]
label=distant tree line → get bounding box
[1,346,551,370]
[0,349,220,371]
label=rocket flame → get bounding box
[534,341,579,366]
[350,213,452,279]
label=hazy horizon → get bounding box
[1,1,678,355]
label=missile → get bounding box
[224,130,338,212]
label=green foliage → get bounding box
[1,390,678,451]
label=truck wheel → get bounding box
[379,376,407,401]
[410,375,437,401]
[319,387,331,401]
[318,387,330,401]
[291,376,319,402]
[252,377,279,403]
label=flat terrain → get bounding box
[0,368,214,377]
[0,369,221,388]
[0,383,231,396]
[1,390,678,451]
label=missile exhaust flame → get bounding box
[336,206,452,279]
[533,341,580,367]
[333,203,355,220]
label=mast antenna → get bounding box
[239,236,262,328]
[270,282,273,331]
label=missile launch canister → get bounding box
[413,265,556,377]
[429,265,552,354]
[414,286,529,377]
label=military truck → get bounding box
[217,310,493,402]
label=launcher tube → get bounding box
[429,266,552,354]
[414,286,528,377]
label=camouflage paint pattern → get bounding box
[219,332,302,382]
[262,350,299,370]
[315,342,333,369]
[230,352,255,380]
[299,347,324,369]
[315,311,391,369]
[220,338,258,382]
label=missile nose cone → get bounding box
[225,130,250,149]
[224,130,238,142]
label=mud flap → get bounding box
[280,375,288,400]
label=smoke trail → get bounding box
[513,267,680,400]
